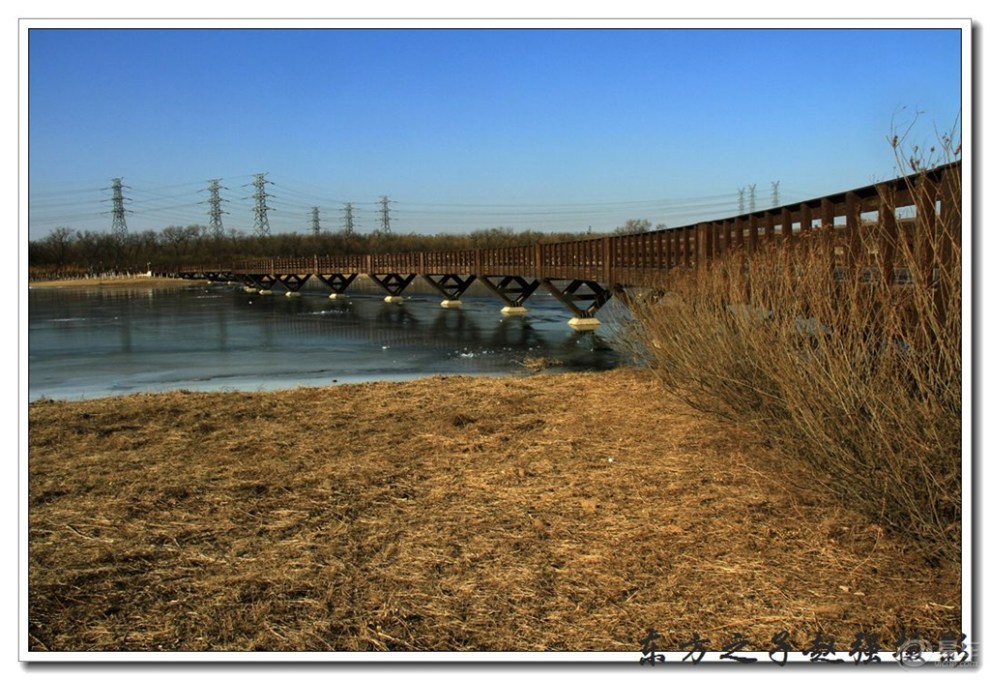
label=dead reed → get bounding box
[620,165,962,563]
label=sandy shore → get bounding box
[27,369,961,653]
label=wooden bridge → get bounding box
[172,162,962,329]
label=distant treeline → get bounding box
[27,226,596,279]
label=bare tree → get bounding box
[615,219,654,235]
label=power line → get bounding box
[31,173,804,237]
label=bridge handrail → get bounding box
[171,161,961,287]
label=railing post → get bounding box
[845,191,862,266]
[877,183,898,284]
[600,237,611,285]
[798,203,812,257]
[781,207,793,243]
[821,196,835,267]
[913,174,936,290]
[935,165,961,324]
[821,197,835,232]
[696,222,712,268]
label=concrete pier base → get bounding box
[242,286,258,293]
[285,291,302,298]
[440,299,463,309]
[328,293,348,300]
[500,306,528,315]
[258,289,274,296]
[567,316,601,330]
[383,295,404,303]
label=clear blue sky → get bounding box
[27,25,964,239]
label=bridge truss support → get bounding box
[420,274,477,308]
[369,273,417,302]
[243,273,278,295]
[540,279,612,330]
[205,271,233,283]
[477,276,540,315]
[316,273,358,299]
[228,268,612,331]
[276,273,311,297]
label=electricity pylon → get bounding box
[378,195,391,234]
[207,179,228,238]
[109,177,129,238]
[249,173,274,237]
[341,202,355,236]
[310,206,321,236]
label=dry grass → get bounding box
[618,166,963,564]
[29,370,960,652]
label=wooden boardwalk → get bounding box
[173,162,961,327]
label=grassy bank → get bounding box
[28,275,209,289]
[28,370,960,652]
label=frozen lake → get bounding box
[27,279,626,401]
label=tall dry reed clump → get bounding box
[621,162,962,562]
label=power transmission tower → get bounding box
[748,184,757,212]
[109,177,129,238]
[206,179,228,238]
[341,202,355,236]
[377,195,392,234]
[770,181,781,208]
[737,188,746,214]
[310,207,321,236]
[249,173,274,237]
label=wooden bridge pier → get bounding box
[276,273,311,297]
[368,273,418,303]
[316,273,357,299]
[476,276,541,315]
[419,274,477,308]
[242,273,277,295]
[540,279,612,329]
[205,271,234,284]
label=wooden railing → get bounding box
[175,161,961,287]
